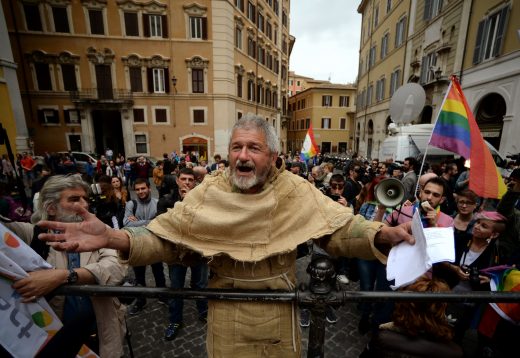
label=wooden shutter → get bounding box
[202,18,208,40]
[147,68,153,93]
[164,67,170,93]
[423,0,432,20]
[143,14,150,37]
[472,20,485,64]
[124,12,139,36]
[161,15,168,38]
[493,6,509,58]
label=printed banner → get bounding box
[0,224,98,357]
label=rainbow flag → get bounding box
[300,123,320,161]
[429,76,507,199]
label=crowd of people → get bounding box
[0,114,519,357]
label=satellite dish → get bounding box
[389,83,426,125]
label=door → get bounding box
[95,65,113,99]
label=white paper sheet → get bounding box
[386,210,455,289]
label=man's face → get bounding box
[50,188,89,222]
[229,128,276,193]
[403,160,411,172]
[177,173,195,198]
[311,167,320,179]
[290,166,300,174]
[134,182,151,200]
[138,156,145,164]
[392,169,401,178]
[419,182,445,208]
[218,162,225,171]
[330,180,345,196]
[371,161,378,169]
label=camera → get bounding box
[326,193,340,202]
[468,266,481,289]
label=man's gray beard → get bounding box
[56,210,83,223]
[230,160,269,191]
[231,172,260,190]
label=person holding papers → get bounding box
[377,176,454,332]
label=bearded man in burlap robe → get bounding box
[40,114,414,357]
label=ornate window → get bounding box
[185,56,209,94]
[183,3,208,40]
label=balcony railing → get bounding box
[70,88,134,105]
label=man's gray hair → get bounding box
[231,113,280,154]
[31,174,89,223]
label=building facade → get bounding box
[459,0,520,156]
[0,1,29,155]
[356,0,412,159]
[2,0,291,159]
[287,84,356,155]
[356,0,520,159]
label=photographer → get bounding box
[343,161,363,210]
[444,211,507,342]
[327,173,349,207]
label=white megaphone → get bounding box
[374,178,405,208]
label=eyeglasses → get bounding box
[330,184,344,190]
[457,200,476,206]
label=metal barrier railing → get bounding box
[54,257,520,358]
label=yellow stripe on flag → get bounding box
[442,99,467,118]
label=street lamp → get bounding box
[171,76,177,127]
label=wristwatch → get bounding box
[67,269,79,284]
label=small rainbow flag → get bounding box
[429,76,507,199]
[300,123,320,162]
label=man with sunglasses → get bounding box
[343,162,364,209]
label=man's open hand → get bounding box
[37,204,112,252]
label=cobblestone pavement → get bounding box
[123,257,370,358]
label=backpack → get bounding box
[131,199,137,216]
[3,196,32,222]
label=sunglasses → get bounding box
[330,183,344,190]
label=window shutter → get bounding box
[423,0,432,20]
[420,56,428,83]
[493,6,509,58]
[472,20,485,65]
[147,68,153,92]
[37,110,44,123]
[202,18,208,40]
[161,15,168,38]
[164,67,170,93]
[395,21,399,47]
[143,14,150,37]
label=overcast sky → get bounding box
[289,0,362,84]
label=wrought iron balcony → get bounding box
[70,88,134,106]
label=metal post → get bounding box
[301,256,340,358]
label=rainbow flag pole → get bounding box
[300,123,320,164]
[427,76,507,199]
